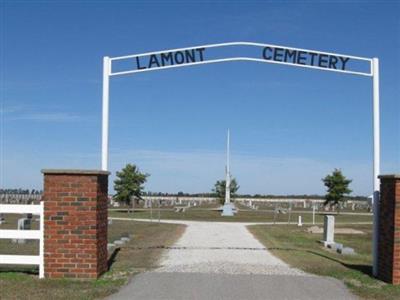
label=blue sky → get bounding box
[1,1,399,195]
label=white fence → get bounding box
[0,203,44,278]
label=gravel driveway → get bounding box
[108,220,357,300]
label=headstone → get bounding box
[12,218,32,244]
[322,215,335,247]
[297,215,303,227]
[338,247,355,255]
[19,218,31,230]
[108,218,113,225]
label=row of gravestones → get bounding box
[106,219,132,251]
[0,194,42,204]
[143,199,200,208]
[0,213,34,244]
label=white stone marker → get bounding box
[297,215,303,227]
[323,215,335,247]
[12,218,32,244]
[221,129,235,216]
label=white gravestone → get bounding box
[323,215,335,247]
[12,218,32,244]
[297,215,303,227]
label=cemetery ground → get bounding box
[109,206,373,224]
[3,206,398,300]
[249,224,400,300]
[0,214,185,299]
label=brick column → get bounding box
[42,169,110,279]
[377,174,400,284]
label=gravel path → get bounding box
[155,221,306,275]
[109,220,357,300]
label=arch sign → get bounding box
[100,41,380,275]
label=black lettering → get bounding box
[185,49,196,63]
[196,48,206,61]
[296,51,307,65]
[339,56,350,70]
[318,54,328,68]
[328,56,338,69]
[273,48,284,61]
[284,50,297,63]
[309,52,318,66]
[174,51,185,64]
[148,54,160,68]
[135,56,146,70]
[161,52,174,66]
[262,47,273,60]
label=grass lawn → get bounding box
[109,208,372,224]
[0,218,185,300]
[248,224,400,300]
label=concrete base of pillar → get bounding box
[221,203,236,216]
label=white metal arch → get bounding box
[101,41,380,276]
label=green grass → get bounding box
[0,220,185,300]
[109,208,372,223]
[248,224,400,300]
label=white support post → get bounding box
[312,201,316,225]
[39,201,44,278]
[372,57,381,277]
[225,129,231,204]
[102,56,111,171]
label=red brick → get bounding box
[43,170,109,279]
[378,176,400,285]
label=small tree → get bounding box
[322,169,352,209]
[114,164,149,209]
[212,178,239,204]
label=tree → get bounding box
[113,164,149,207]
[322,169,352,209]
[212,178,239,204]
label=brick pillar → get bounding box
[42,169,110,279]
[377,174,400,284]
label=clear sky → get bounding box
[1,1,399,196]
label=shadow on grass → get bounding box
[0,248,122,277]
[0,265,38,276]
[268,246,373,277]
[107,247,120,271]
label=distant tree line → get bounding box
[142,191,367,201]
